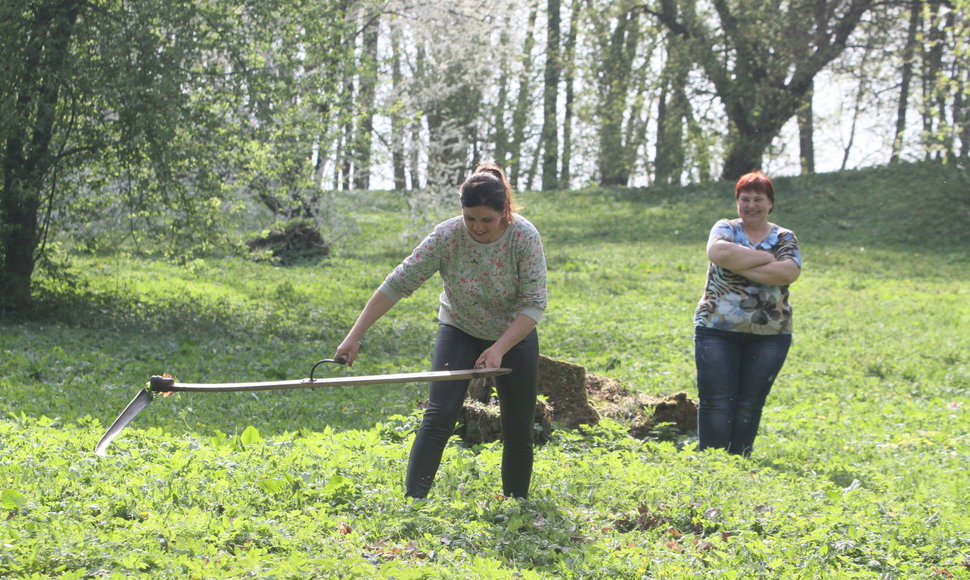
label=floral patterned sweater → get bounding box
[378,215,547,341]
[694,218,802,335]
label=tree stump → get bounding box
[451,354,697,446]
[537,354,601,428]
[586,374,697,440]
[456,398,554,445]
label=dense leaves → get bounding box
[0,0,354,309]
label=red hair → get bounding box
[735,171,775,212]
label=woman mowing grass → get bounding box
[333,162,547,499]
[694,171,802,456]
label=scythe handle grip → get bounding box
[309,357,347,381]
[149,375,176,391]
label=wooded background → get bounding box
[2,0,968,310]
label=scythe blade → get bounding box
[94,387,155,457]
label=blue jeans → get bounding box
[694,326,791,456]
[405,323,539,498]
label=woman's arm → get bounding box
[336,222,450,365]
[475,313,539,369]
[707,239,776,271]
[333,290,395,366]
[735,259,801,286]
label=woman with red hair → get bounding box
[693,171,802,456]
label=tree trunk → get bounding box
[597,10,640,186]
[352,16,378,190]
[797,80,815,175]
[937,9,957,161]
[408,43,426,190]
[623,66,652,183]
[840,81,864,170]
[1,0,84,311]
[891,0,921,164]
[339,78,354,190]
[509,3,539,188]
[1,168,41,311]
[921,0,945,161]
[655,83,673,183]
[526,138,541,190]
[492,8,514,169]
[559,0,580,189]
[540,0,561,191]
[686,115,713,183]
[655,32,689,185]
[389,24,407,190]
[958,69,970,160]
[721,129,775,180]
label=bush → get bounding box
[246,218,330,264]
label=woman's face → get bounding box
[462,205,506,243]
[736,189,773,224]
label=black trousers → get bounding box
[405,323,539,498]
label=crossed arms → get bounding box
[707,239,801,286]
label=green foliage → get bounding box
[1,0,356,310]
[1,161,968,577]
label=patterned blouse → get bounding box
[379,215,547,341]
[694,218,802,335]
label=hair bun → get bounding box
[474,162,504,180]
[460,161,518,222]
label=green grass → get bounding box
[1,160,968,578]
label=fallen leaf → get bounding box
[664,540,683,552]
[693,539,714,552]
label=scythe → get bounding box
[95,359,510,456]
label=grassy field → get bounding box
[1,161,968,578]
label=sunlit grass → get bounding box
[1,160,968,577]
